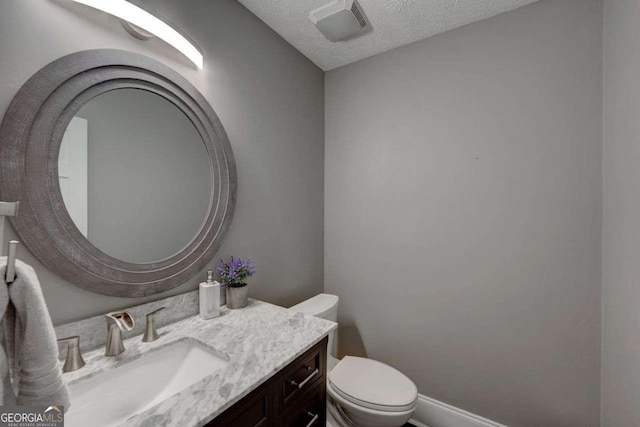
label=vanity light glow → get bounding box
[68,0,204,69]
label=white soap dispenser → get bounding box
[199,270,221,320]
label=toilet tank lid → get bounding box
[289,293,338,317]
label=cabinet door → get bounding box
[206,383,272,427]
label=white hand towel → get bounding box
[0,261,15,406]
[0,258,70,410]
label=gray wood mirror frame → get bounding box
[0,49,237,297]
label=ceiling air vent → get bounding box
[310,0,369,42]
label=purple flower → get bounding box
[216,256,257,288]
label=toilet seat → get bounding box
[328,356,418,413]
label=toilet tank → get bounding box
[289,294,339,357]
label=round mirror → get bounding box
[0,50,236,297]
[58,89,211,263]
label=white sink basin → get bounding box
[66,339,229,427]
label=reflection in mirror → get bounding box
[59,89,211,264]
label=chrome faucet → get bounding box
[104,311,135,357]
[142,307,166,342]
[57,336,86,373]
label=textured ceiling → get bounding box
[237,0,540,70]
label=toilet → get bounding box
[290,294,418,427]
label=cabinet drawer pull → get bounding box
[290,368,319,389]
[305,412,319,427]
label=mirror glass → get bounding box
[58,88,212,263]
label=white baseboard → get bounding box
[410,394,508,427]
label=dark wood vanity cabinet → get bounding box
[206,337,327,427]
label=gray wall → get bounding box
[324,1,602,426]
[0,0,324,324]
[602,0,640,425]
[78,89,211,263]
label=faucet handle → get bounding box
[142,306,166,342]
[57,336,86,373]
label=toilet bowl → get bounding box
[289,294,418,427]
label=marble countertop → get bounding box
[63,299,336,426]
